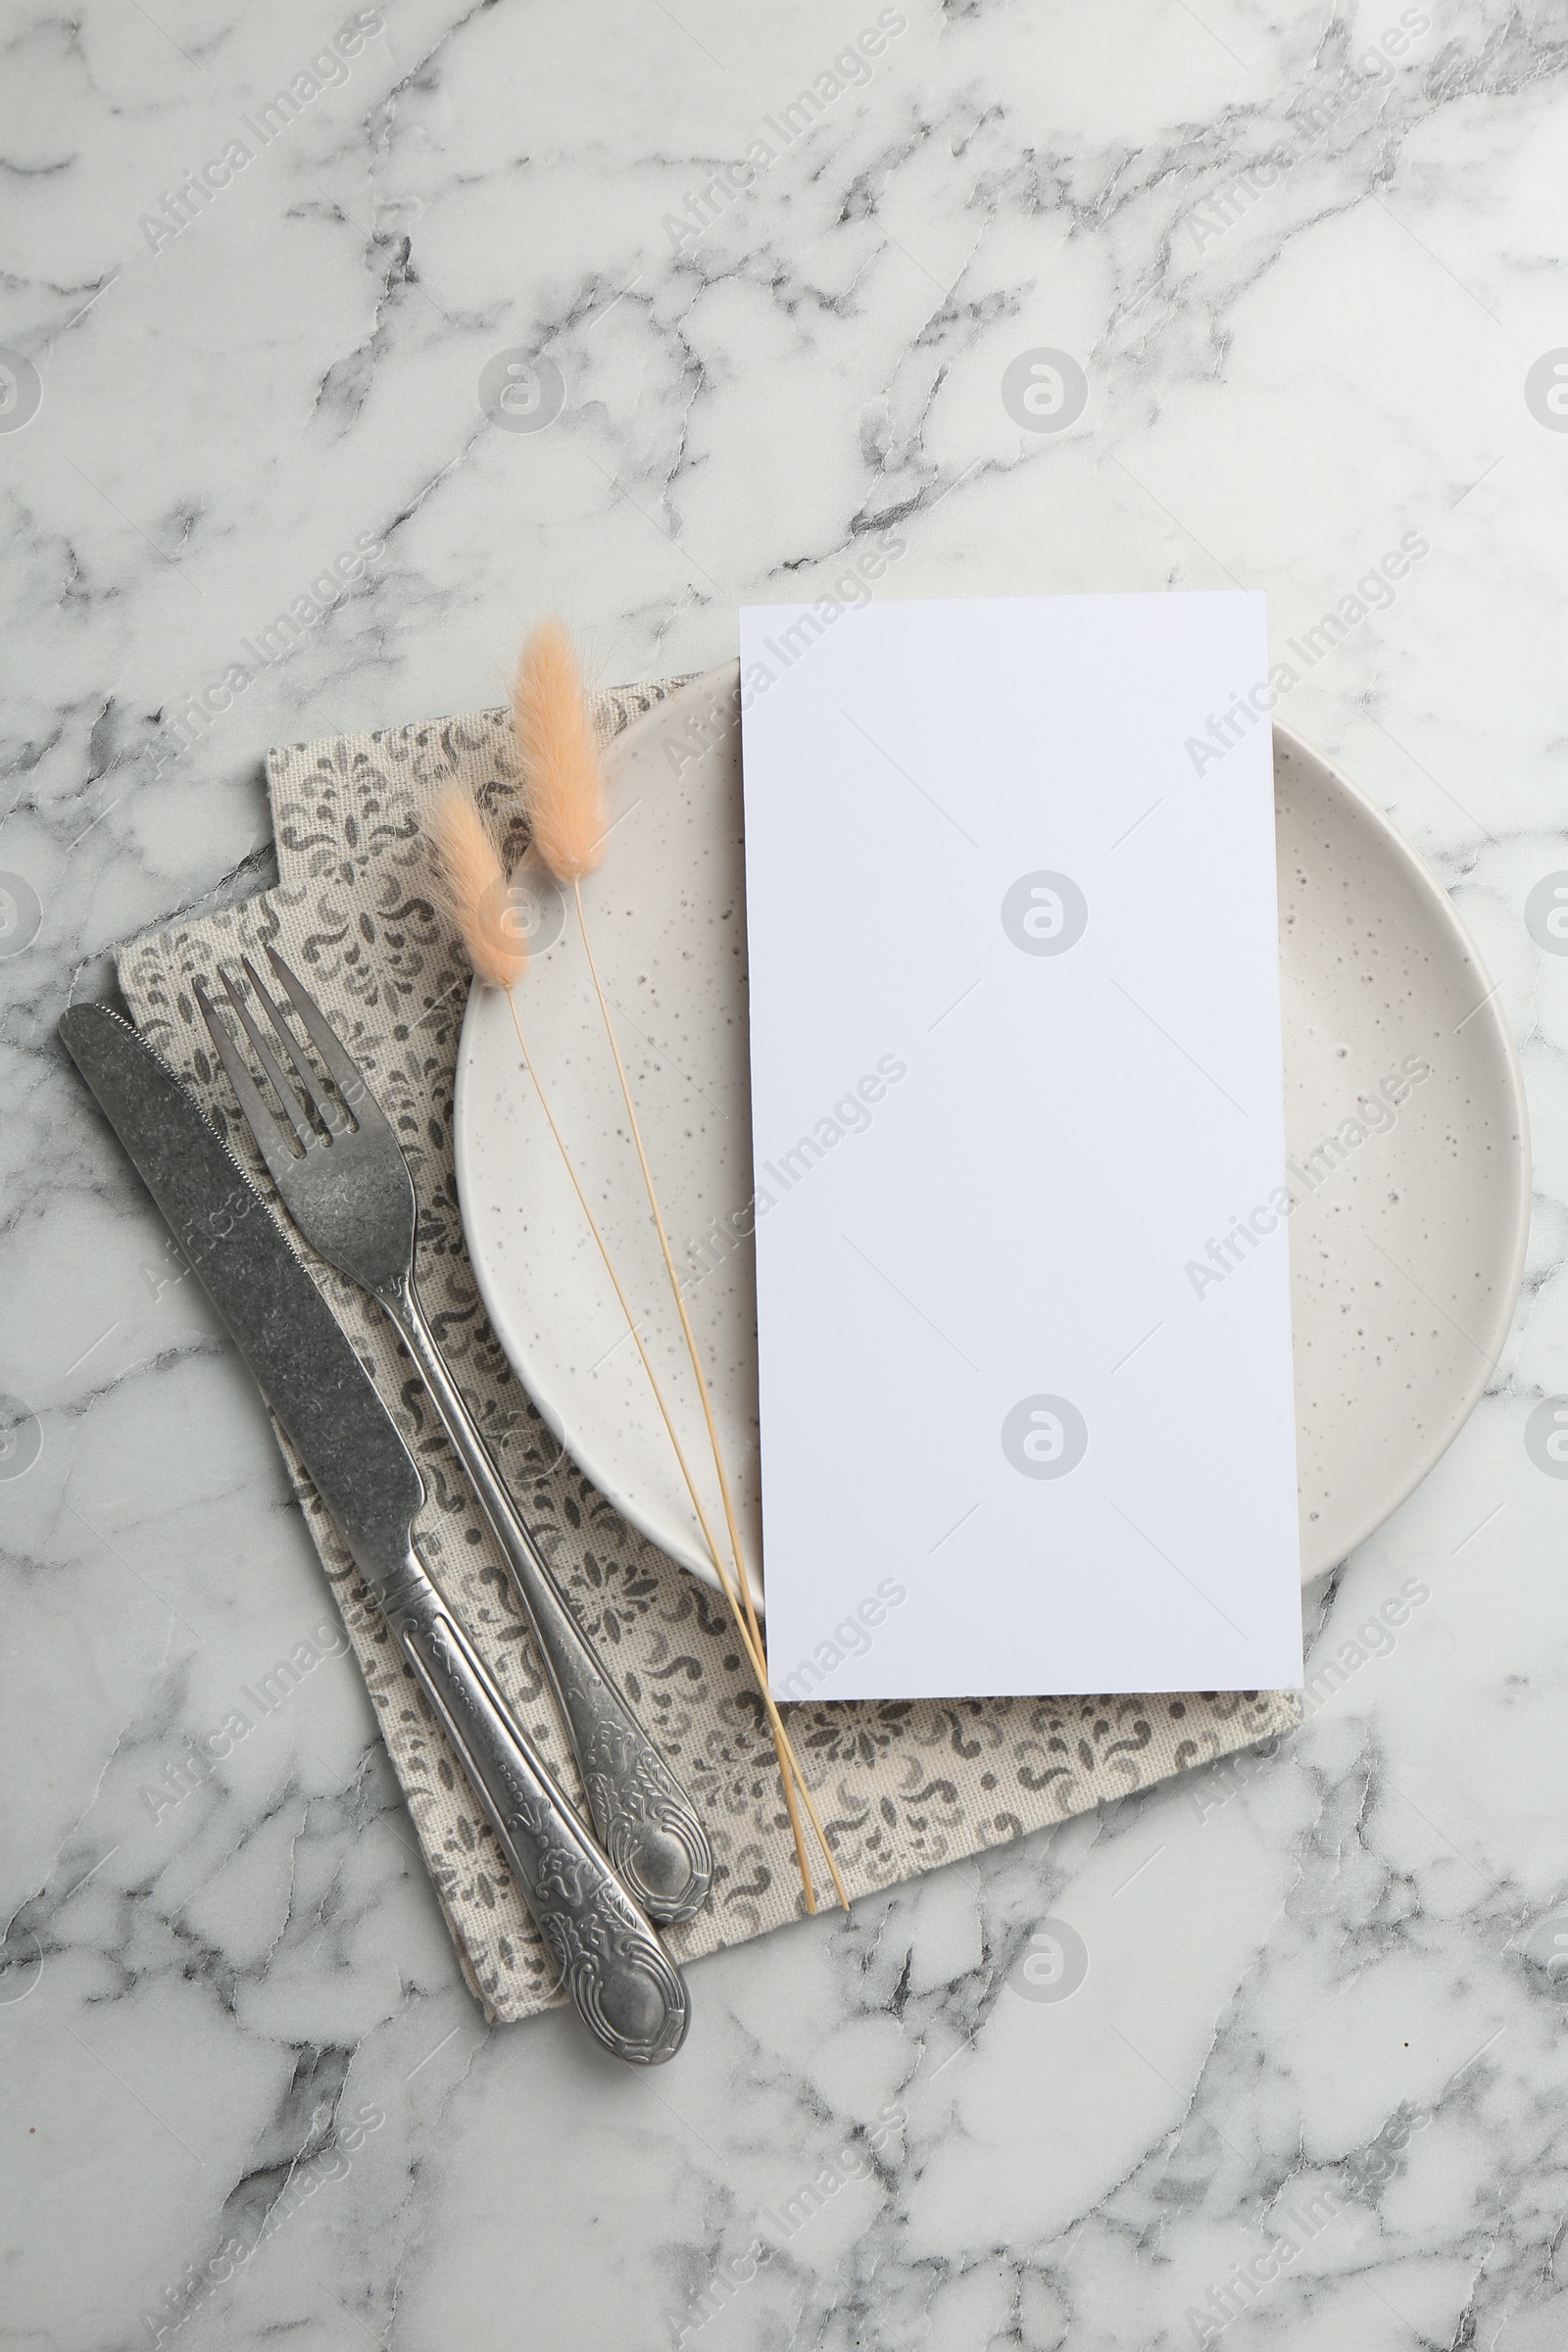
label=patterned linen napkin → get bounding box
[117,679,1301,2026]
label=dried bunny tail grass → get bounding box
[423,726,835,1908]
[425,785,526,991]
[513,618,610,882]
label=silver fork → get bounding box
[196,942,713,1927]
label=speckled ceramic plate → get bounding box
[455,664,1529,1597]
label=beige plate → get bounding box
[455,665,1530,1599]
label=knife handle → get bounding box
[392,1280,713,1926]
[390,1552,690,2067]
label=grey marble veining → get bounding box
[5,0,1568,2344]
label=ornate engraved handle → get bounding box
[391,1552,690,2067]
[392,1279,713,1925]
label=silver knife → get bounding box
[59,1004,690,2067]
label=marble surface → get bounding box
[5,0,1568,2344]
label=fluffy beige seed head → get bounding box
[425,785,527,990]
[512,618,610,883]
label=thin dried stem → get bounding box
[501,988,823,1913]
[570,881,851,1911]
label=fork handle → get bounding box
[390,1547,689,2065]
[390,1279,714,1927]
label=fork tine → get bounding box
[239,955,346,1136]
[263,944,392,1138]
[195,980,303,1192]
[220,966,323,1147]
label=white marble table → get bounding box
[5,2,1568,2344]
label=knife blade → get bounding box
[59,1003,689,2065]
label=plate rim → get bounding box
[1271,715,1531,1578]
[453,696,1532,1599]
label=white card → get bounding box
[739,593,1302,1701]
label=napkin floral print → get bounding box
[117,678,1300,2024]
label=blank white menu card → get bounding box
[739,593,1302,1701]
